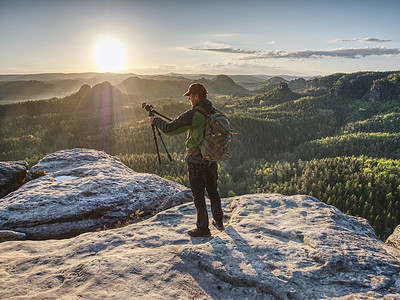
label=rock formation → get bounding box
[369,79,400,102]
[288,77,306,91]
[278,82,288,90]
[369,81,387,102]
[330,78,353,102]
[0,193,399,299]
[0,161,28,198]
[0,149,191,240]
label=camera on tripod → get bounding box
[142,103,154,114]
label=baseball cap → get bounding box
[183,83,207,96]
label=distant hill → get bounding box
[0,78,109,102]
[253,82,301,106]
[253,76,288,93]
[117,76,190,100]
[0,80,57,100]
[254,76,308,94]
[0,72,136,84]
[0,73,136,102]
[118,74,250,99]
[0,72,306,102]
[0,81,131,120]
[196,74,249,96]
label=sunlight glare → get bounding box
[95,37,126,72]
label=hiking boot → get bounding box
[187,228,211,237]
[212,220,224,230]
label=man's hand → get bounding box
[149,116,155,124]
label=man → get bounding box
[150,83,224,237]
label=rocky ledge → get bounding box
[0,149,191,239]
[1,194,400,298]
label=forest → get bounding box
[0,71,400,240]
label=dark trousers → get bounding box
[188,162,223,232]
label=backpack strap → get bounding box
[193,106,210,117]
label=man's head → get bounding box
[184,83,207,106]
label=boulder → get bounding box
[0,194,399,299]
[0,161,28,198]
[386,225,400,249]
[0,149,191,239]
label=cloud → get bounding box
[187,42,400,60]
[242,47,400,60]
[329,37,393,43]
[212,33,239,38]
[188,47,256,54]
[188,41,256,54]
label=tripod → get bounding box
[142,103,173,164]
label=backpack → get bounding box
[194,106,233,162]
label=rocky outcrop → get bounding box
[387,225,400,249]
[369,79,400,102]
[288,77,306,91]
[330,78,353,102]
[0,193,399,299]
[369,81,387,102]
[306,74,344,92]
[0,149,191,239]
[278,81,288,90]
[0,161,28,198]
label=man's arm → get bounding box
[151,110,194,135]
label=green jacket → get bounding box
[152,99,212,161]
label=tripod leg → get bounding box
[155,127,172,161]
[155,127,173,161]
[151,125,162,164]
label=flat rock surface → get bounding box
[0,149,191,239]
[1,194,399,299]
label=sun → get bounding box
[95,37,126,72]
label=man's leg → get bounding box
[205,162,223,225]
[188,163,209,232]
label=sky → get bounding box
[0,0,399,76]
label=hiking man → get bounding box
[150,83,224,237]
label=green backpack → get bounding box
[194,106,233,162]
